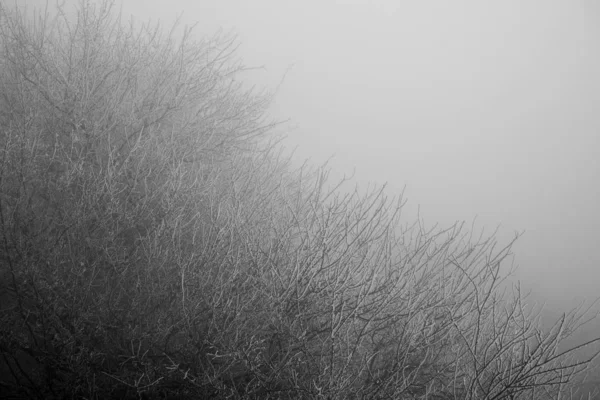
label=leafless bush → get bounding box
[0,1,598,399]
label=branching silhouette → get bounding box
[0,1,598,399]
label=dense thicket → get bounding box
[0,1,598,399]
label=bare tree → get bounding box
[0,1,598,399]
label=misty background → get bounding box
[17,0,600,344]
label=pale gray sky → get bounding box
[17,0,600,316]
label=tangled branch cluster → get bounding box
[0,1,598,399]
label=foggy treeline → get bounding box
[0,1,599,399]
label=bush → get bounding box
[0,1,598,399]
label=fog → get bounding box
[19,0,600,335]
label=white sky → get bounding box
[16,0,600,318]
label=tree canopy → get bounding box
[0,1,598,399]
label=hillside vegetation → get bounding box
[0,1,599,399]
